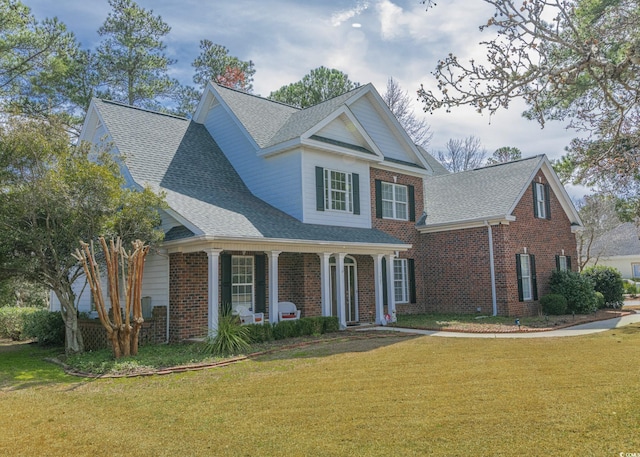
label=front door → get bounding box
[330,256,358,324]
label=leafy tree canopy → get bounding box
[487,146,522,165]
[419,0,640,188]
[269,66,360,108]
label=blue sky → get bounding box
[26,0,586,196]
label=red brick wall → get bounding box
[418,172,578,317]
[279,253,321,317]
[370,168,426,314]
[169,252,208,341]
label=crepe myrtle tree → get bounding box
[0,118,165,354]
[419,0,640,188]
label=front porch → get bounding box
[167,243,409,341]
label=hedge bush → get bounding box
[623,281,637,295]
[540,294,567,315]
[549,270,598,314]
[581,266,624,308]
[0,307,38,341]
[244,316,340,343]
[22,309,65,346]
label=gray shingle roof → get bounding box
[213,83,371,148]
[589,222,640,257]
[417,146,449,176]
[93,99,403,246]
[420,156,544,227]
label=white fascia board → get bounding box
[162,207,205,237]
[162,234,411,255]
[349,86,433,172]
[300,138,381,162]
[417,215,515,234]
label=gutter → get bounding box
[485,221,498,316]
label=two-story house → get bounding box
[62,82,582,341]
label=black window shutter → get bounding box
[352,173,360,215]
[555,255,560,271]
[315,166,325,211]
[408,258,416,304]
[544,184,551,219]
[382,257,388,306]
[254,254,266,313]
[516,254,524,302]
[532,183,539,218]
[530,254,538,300]
[221,253,232,310]
[567,256,572,271]
[408,185,415,222]
[375,179,383,219]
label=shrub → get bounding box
[594,291,605,309]
[322,316,340,333]
[245,322,274,343]
[22,310,65,346]
[540,294,567,315]
[202,314,250,356]
[582,266,624,308]
[623,281,637,295]
[0,307,38,340]
[549,270,598,314]
[272,320,301,340]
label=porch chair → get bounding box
[232,305,264,325]
[278,301,301,322]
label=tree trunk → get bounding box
[54,284,84,355]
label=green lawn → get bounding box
[1,325,640,456]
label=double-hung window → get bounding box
[519,255,532,300]
[533,182,550,219]
[324,169,352,212]
[393,259,409,303]
[382,182,408,220]
[231,256,253,308]
[632,263,640,279]
[556,255,571,272]
[516,253,537,301]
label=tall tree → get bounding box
[96,0,179,109]
[418,0,640,188]
[486,146,522,165]
[0,118,165,354]
[268,66,360,108]
[382,77,432,148]
[437,135,487,172]
[575,194,622,270]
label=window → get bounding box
[533,182,551,219]
[632,263,640,279]
[323,168,353,212]
[516,253,538,301]
[232,256,253,308]
[556,255,571,272]
[394,259,408,303]
[382,182,408,220]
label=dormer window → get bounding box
[325,169,352,212]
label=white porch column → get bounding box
[385,253,396,319]
[205,249,223,336]
[372,254,385,325]
[318,253,332,317]
[266,251,281,324]
[335,252,347,329]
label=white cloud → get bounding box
[331,1,370,27]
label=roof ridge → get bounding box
[430,154,544,179]
[212,83,301,110]
[97,98,188,121]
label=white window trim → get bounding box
[324,168,352,213]
[520,254,533,301]
[232,255,254,310]
[535,182,546,219]
[558,255,568,272]
[632,263,640,279]
[381,182,408,221]
[393,258,409,304]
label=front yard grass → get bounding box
[2,323,640,456]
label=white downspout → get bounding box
[485,221,498,316]
[155,250,171,344]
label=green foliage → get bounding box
[0,307,38,340]
[594,291,605,308]
[245,317,338,343]
[486,146,522,165]
[582,265,624,307]
[540,294,568,315]
[321,316,340,333]
[192,40,255,92]
[0,278,48,307]
[202,314,250,356]
[268,66,359,108]
[549,270,598,314]
[272,320,301,340]
[623,281,637,295]
[244,322,274,343]
[22,310,64,346]
[96,0,179,108]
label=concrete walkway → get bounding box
[360,312,640,339]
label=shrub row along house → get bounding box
[52,83,582,341]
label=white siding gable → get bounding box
[203,103,303,220]
[349,95,418,164]
[302,149,371,228]
[314,114,371,151]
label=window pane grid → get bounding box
[520,254,532,300]
[232,256,254,308]
[324,168,352,212]
[382,182,409,220]
[393,259,408,303]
